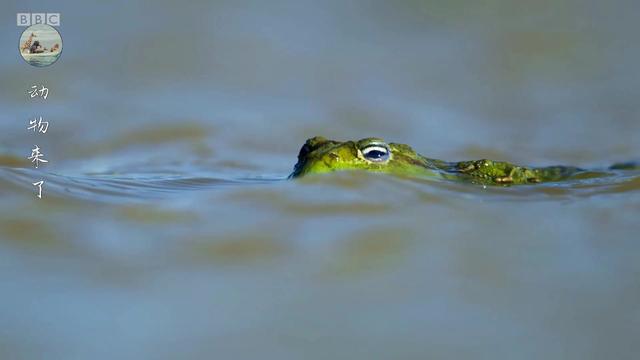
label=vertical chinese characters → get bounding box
[26,84,50,198]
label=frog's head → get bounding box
[290,136,438,178]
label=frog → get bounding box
[289,136,638,185]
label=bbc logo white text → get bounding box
[17,13,61,26]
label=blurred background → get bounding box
[1,1,639,359]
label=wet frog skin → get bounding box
[290,136,637,185]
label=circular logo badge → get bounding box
[19,24,63,67]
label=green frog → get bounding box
[290,136,638,185]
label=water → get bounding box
[22,54,62,68]
[1,1,640,359]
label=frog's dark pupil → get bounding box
[367,150,385,159]
[362,145,390,162]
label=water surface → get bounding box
[1,1,639,359]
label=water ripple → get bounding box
[2,166,639,205]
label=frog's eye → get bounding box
[361,143,390,162]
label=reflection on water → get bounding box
[1,0,640,359]
[1,163,639,360]
[2,165,639,204]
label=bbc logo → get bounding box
[17,13,61,27]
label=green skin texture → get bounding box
[290,136,637,185]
